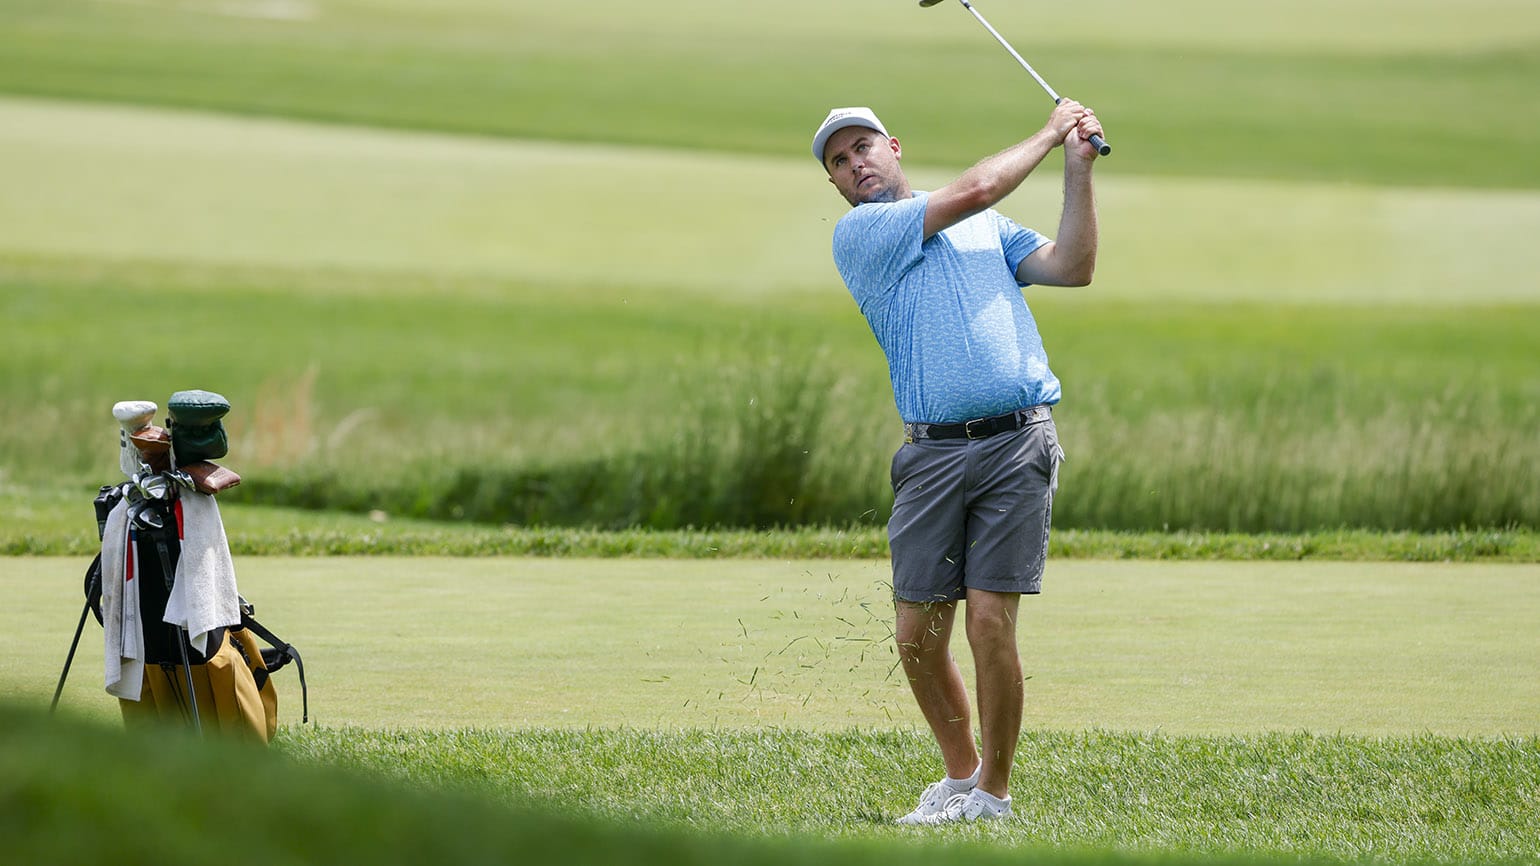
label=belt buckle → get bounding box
[964,417,986,440]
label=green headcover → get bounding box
[168,389,231,464]
[167,390,231,426]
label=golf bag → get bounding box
[71,485,308,743]
[53,392,308,744]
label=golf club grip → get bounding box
[1053,98,1111,156]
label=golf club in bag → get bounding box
[50,393,308,742]
[920,0,1111,156]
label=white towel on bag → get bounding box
[99,499,144,700]
[164,491,240,655]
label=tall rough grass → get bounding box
[1055,386,1540,532]
[5,264,1531,533]
[230,358,1539,533]
[236,357,896,530]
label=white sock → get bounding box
[945,763,982,790]
[973,788,1011,807]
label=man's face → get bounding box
[823,125,907,206]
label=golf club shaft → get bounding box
[176,630,204,734]
[50,601,92,714]
[957,0,1111,156]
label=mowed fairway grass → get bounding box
[17,556,1540,734]
[11,557,1540,862]
[3,0,1538,188]
[5,96,1540,306]
[6,707,1535,866]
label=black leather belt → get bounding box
[904,404,1051,442]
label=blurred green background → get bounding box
[1,0,1536,533]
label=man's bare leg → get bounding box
[894,599,980,778]
[964,588,1023,799]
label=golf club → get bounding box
[919,0,1111,156]
[50,580,96,714]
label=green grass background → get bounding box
[2,152,1536,530]
[8,482,1538,559]
[17,556,1539,733]
[286,726,1540,861]
[3,0,1539,189]
[2,0,1538,532]
[9,705,1536,866]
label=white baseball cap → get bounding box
[811,107,890,165]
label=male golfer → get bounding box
[813,100,1102,824]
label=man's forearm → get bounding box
[1052,162,1098,285]
[963,129,1061,209]
[924,128,1061,238]
[926,101,1093,239]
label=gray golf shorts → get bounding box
[887,410,1064,604]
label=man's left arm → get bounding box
[1015,110,1103,288]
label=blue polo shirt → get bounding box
[832,191,1059,424]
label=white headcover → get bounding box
[112,401,158,479]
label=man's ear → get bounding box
[889,136,902,160]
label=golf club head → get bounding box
[918,0,947,6]
[128,501,165,530]
[166,468,198,492]
[134,472,173,501]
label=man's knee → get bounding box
[895,600,954,662]
[964,593,1020,652]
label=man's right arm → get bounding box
[922,100,1093,239]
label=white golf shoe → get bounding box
[934,788,1013,824]
[894,778,974,825]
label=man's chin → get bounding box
[860,188,900,204]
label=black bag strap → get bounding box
[241,612,309,724]
[84,554,104,626]
[84,483,123,627]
